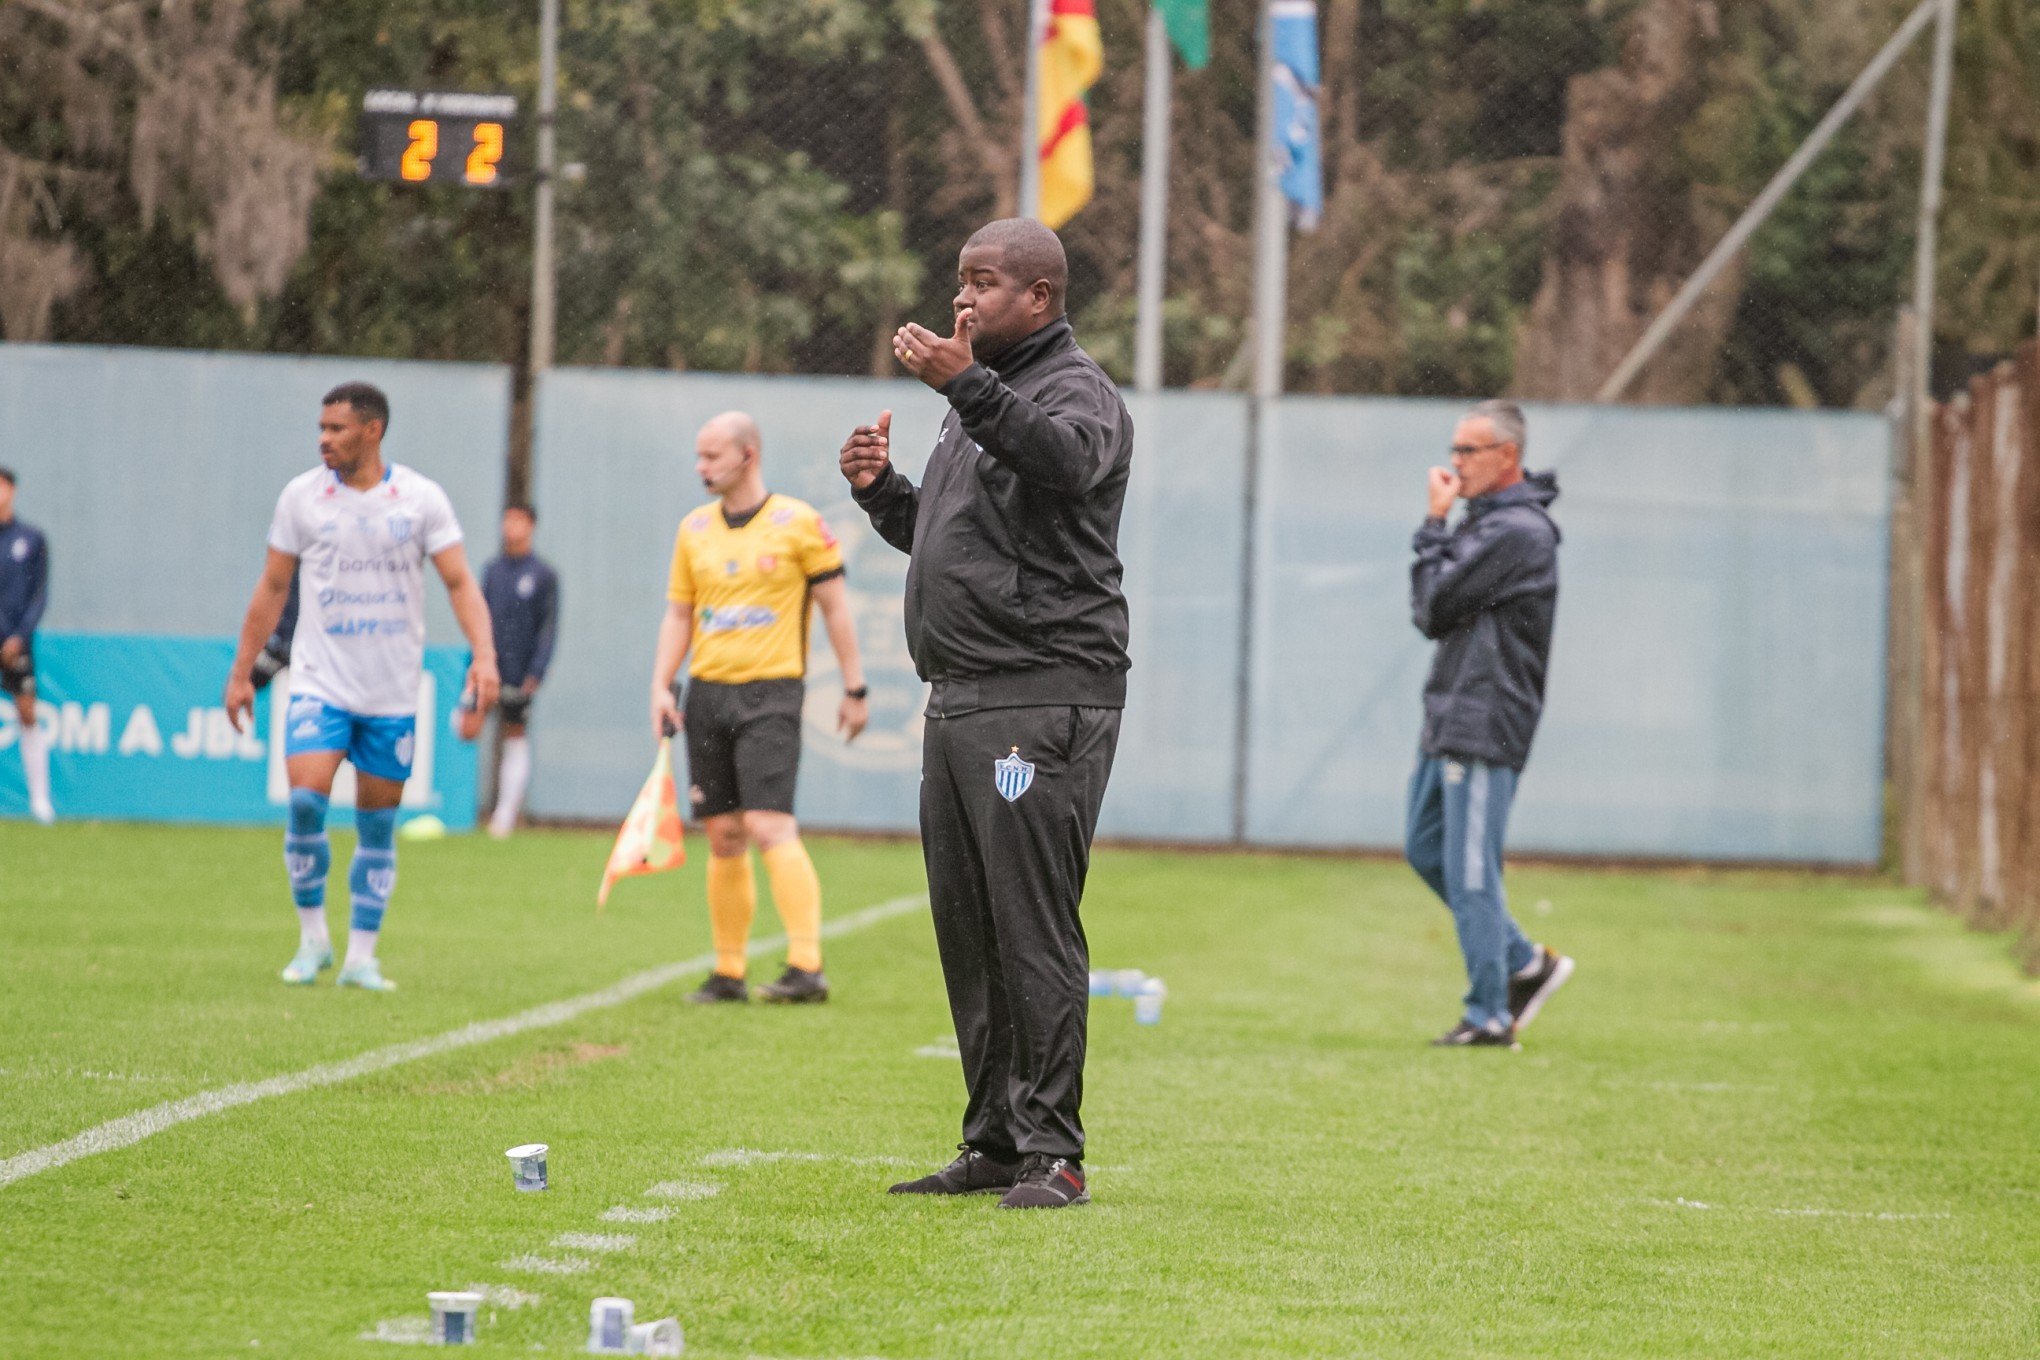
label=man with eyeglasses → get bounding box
[1405,399,1572,1049]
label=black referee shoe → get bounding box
[1508,946,1575,1035]
[757,965,829,1004]
[688,972,749,1004]
[998,1154,1089,1209]
[888,1146,1023,1196]
[1431,1019,1520,1050]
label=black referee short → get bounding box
[682,677,803,819]
[1,642,35,699]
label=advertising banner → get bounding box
[0,634,478,828]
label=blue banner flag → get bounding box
[1271,0,1323,230]
[0,633,478,827]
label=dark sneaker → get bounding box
[688,972,749,1004]
[1431,1020,1520,1050]
[1508,947,1575,1034]
[997,1154,1089,1209]
[888,1146,1023,1196]
[757,965,829,1004]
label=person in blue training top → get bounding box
[224,382,500,992]
[1406,399,1573,1050]
[468,503,559,838]
[0,466,54,825]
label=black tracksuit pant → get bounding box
[919,702,1121,1161]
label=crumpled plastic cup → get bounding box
[627,1317,685,1356]
[505,1142,549,1192]
[428,1290,484,1345]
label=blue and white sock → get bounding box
[284,788,331,947]
[346,806,398,967]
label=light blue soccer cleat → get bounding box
[280,941,333,986]
[336,958,397,992]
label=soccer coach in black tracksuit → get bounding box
[840,218,1130,1211]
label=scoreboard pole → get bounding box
[529,0,560,378]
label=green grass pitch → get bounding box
[2,822,2036,1358]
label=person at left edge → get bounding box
[0,465,54,825]
[225,382,500,992]
[649,411,868,1006]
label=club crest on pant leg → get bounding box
[994,747,1034,803]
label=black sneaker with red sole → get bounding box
[997,1154,1089,1209]
[888,1146,1023,1196]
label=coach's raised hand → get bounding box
[893,308,974,391]
[839,409,892,491]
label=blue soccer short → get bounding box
[284,695,417,782]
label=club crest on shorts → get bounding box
[994,747,1034,803]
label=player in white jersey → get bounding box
[225,382,499,991]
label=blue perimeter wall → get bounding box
[0,344,1891,861]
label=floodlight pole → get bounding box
[1133,6,1172,393]
[530,0,559,377]
[1595,0,1939,402]
[1018,0,1046,220]
[1908,0,1959,449]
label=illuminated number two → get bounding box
[467,123,505,185]
[401,119,438,181]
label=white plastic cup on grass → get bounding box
[1134,978,1167,1025]
[505,1142,549,1192]
[427,1291,484,1345]
[1112,968,1148,998]
[588,1297,634,1353]
[626,1317,685,1355]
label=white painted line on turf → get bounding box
[1652,1197,1952,1221]
[0,893,926,1191]
[465,1283,542,1308]
[645,1177,722,1200]
[602,1204,676,1223]
[913,1037,960,1060]
[701,1148,919,1168]
[552,1231,636,1253]
[502,1253,595,1275]
[359,1317,432,1345]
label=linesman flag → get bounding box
[1038,0,1105,229]
[598,737,687,909]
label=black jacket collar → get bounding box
[981,316,1074,380]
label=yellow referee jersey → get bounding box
[668,493,845,683]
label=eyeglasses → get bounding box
[1449,441,1508,456]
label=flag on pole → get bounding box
[597,737,687,909]
[1270,0,1323,231]
[1037,0,1105,229]
[1156,0,1210,70]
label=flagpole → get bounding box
[1250,0,1286,399]
[1018,0,1047,220]
[1134,4,1172,393]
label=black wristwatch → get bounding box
[844,685,869,700]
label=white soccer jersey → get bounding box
[266,463,464,716]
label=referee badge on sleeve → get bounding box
[994,748,1035,803]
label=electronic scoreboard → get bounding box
[358,90,518,188]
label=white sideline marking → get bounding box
[0,894,926,1191]
[552,1231,635,1252]
[1654,1197,1952,1221]
[701,1148,919,1169]
[359,1317,431,1345]
[502,1253,594,1275]
[913,1038,960,1060]
[602,1204,675,1223]
[645,1178,721,1200]
[465,1283,542,1308]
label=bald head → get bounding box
[964,218,1068,312]
[955,219,1070,359]
[695,410,765,502]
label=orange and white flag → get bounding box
[1037,0,1104,229]
[598,738,687,909]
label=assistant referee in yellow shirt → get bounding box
[650,411,868,1004]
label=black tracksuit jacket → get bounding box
[1410,472,1562,771]
[853,316,1133,715]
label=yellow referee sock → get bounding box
[706,853,756,979]
[762,839,823,972]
